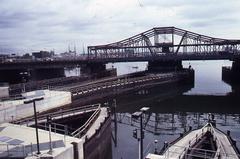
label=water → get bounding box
[104,60,240,159]
[64,60,240,158]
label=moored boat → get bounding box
[146,118,240,159]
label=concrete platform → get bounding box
[0,122,79,159]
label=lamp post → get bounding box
[20,72,27,93]
[47,115,53,154]
[132,107,149,159]
[24,97,44,155]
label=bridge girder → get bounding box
[88,27,240,59]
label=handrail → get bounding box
[164,145,240,159]
[71,105,101,138]
[37,122,74,135]
[13,104,100,125]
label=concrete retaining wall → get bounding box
[0,90,72,123]
[0,87,9,98]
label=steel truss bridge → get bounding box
[88,27,240,61]
[1,27,240,71]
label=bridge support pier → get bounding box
[30,68,65,81]
[80,63,116,78]
[0,69,30,84]
[222,60,240,86]
[0,68,65,84]
[148,60,183,72]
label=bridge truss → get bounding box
[88,27,240,59]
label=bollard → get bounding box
[180,133,184,137]
[227,130,231,136]
[164,141,168,149]
[232,140,236,147]
[154,140,158,154]
[189,126,192,131]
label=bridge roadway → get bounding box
[1,53,240,70]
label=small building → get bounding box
[0,54,9,62]
[32,51,54,59]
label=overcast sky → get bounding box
[0,0,240,54]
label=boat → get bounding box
[146,117,240,159]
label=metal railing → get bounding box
[13,104,100,125]
[0,143,34,158]
[38,122,74,135]
[71,105,101,138]
[162,145,240,159]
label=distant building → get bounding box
[0,54,9,62]
[60,51,76,57]
[32,50,54,59]
[60,44,77,57]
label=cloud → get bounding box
[0,0,240,54]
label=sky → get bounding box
[0,0,240,54]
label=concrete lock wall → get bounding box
[0,90,72,123]
[52,146,74,159]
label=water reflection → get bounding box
[112,97,240,159]
[183,60,232,95]
[64,60,240,159]
[110,81,240,159]
[113,112,240,158]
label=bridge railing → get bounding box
[87,50,240,59]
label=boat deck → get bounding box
[146,124,240,159]
[213,127,239,158]
[163,125,209,158]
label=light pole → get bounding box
[47,115,53,154]
[24,97,44,155]
[132,107,149,159]
[20,72,27,93]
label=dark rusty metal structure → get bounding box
[88,26,240,59]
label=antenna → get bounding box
[82,43,85,55]
[68,44,70,52]
[74,43,76,56]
